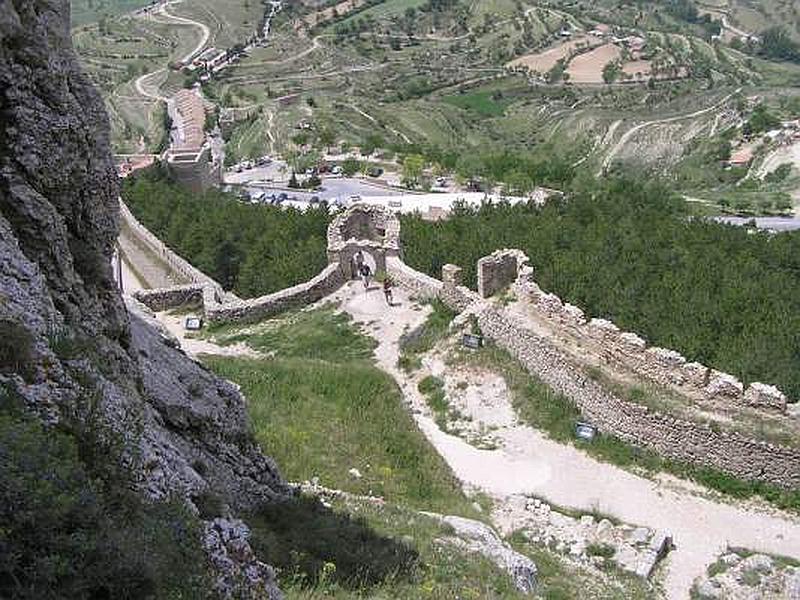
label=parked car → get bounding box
[436,176,447,186]
[331,165,343,175]
[309,195,321,204]
[278,192,289,201]
[367,167,383,177]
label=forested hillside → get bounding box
[122,166,330,297]
[401,179,800,399]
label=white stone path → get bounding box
[330,281,800,600]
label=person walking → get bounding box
[359,262,372,290]
[352,250,364,280]
[383,277,394,305]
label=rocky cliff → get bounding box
[0,2,286,596]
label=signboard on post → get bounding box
[461,333,483,349]
[184,316,203,331]
[575,421,597,441]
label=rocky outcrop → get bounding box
[425,513,538,594]
[0,2,287,596]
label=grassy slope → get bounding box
[71,0,152,26]
[203,307,474,515]
[201,305,655,598]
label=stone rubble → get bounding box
[428,513,538,594]
[493,495,672,579]
[693,550,800,599]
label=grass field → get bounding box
[203,306,475,515]
[200,304,656,598]
[70,0,151,26]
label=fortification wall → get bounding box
[426,258,800,490]
[513,267,787,413]
[386,257,442,300]
[119,200,229,296]
[472,303,800,490]
[205,263,345,324]
[477,249,531,298]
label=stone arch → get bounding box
[327,204,401,279]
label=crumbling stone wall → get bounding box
[477,249,531,298]
[473,305,800,489]
[327,204,401,278]
[133,283,205,312]
[386,256,442,300]
[425,260,800,490]
[513,262,788,412]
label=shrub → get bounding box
[0,406,211,599]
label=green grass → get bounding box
[253,494,532,599]
[418,375,450,430]
[442,91,515,117]
[70,0,152,26]
[398,300,456,372]
[454,342,800,513]
[203,307,473,515]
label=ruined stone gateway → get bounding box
[129,203,800,491]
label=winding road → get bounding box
[132,0,211,104]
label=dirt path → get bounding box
[332,281,800,599]
[134,68,169,102]
[148,0,210,65]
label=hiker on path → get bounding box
[383,277,394,305]
[353,250,364,280]
[359,262,372,290]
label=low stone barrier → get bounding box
[134,283,205,312]
[205,263,345,324]
[386,257,442,300]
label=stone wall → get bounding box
[205,263,345,324]
[477,249,531,298]
[512,262,788,412]
[134,283,205,312]
[119,200,231,297]
[396,258,800,490]
[386,256,442,301]
[472,304,800,489]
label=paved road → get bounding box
[715,216,800,232]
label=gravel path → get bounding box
[334,281,800,599]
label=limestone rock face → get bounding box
[0,1,287,596]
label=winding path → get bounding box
[333,282,800,600]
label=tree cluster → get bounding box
[122,165,330,298]
[400,177,800,399]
